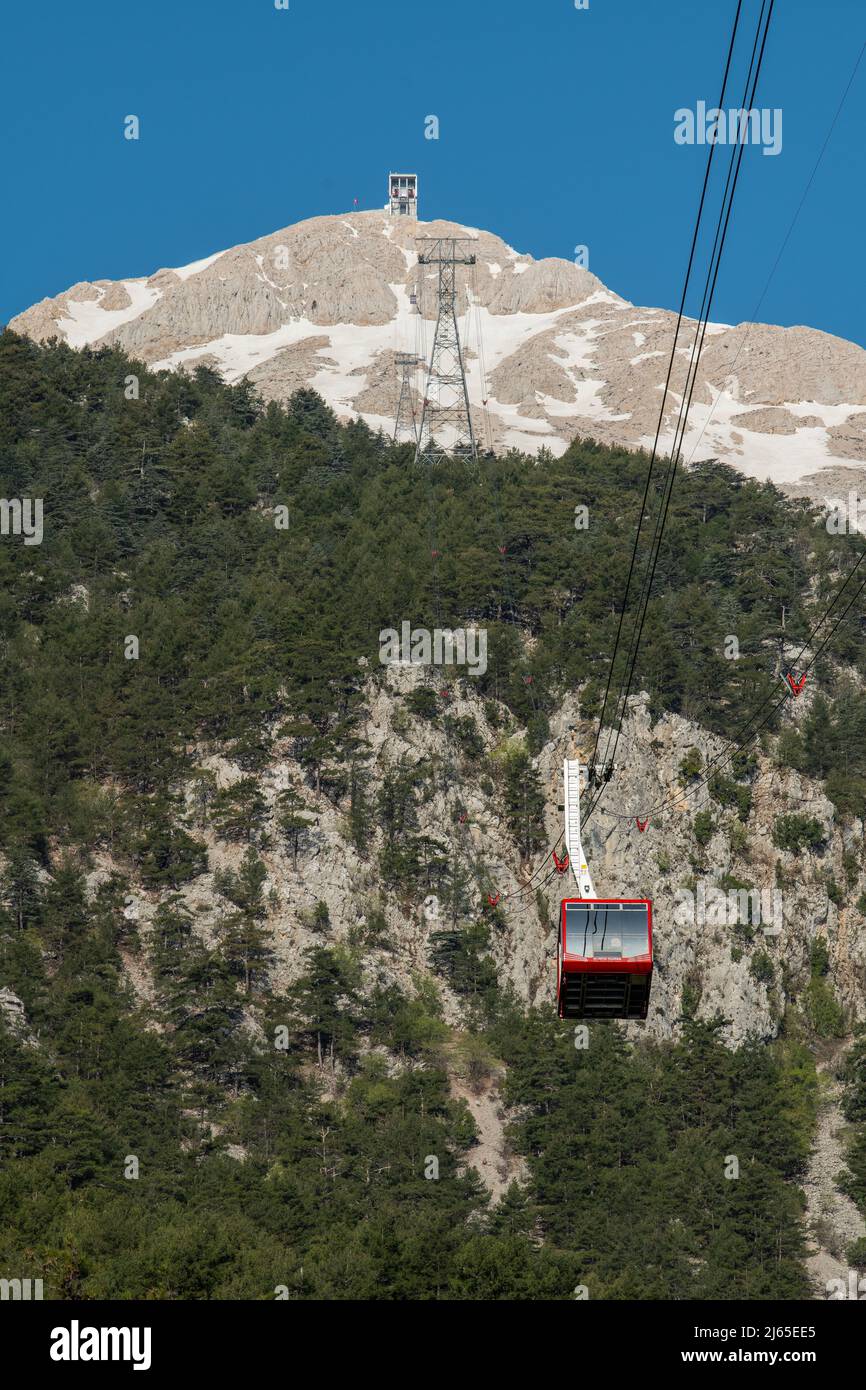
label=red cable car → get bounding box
[557,897,652,1020]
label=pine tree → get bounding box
[218,849,273,996]
[212,777,268,844]
[276,786,314,869]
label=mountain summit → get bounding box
[11,210,866,497]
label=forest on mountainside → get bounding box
[2,329,866,1298]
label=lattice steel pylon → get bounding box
[393,353,419,445]
[414,237,477,465]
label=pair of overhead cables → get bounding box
[585,0,777,827]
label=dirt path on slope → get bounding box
[451,1077,528,1201]
[803,1041,865,1298]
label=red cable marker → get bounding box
[786,671,807,696]
[636,818,649,833]
[487,893,500,908]
[552,850,570,874]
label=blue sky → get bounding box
[2,0,864,345]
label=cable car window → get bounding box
[564,903,649,959]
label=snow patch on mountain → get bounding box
[10,209,866,500]
[58,280,161,348]
[171,250,227,281]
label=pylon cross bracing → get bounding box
[414,237,478,465]
[394,353,419,445]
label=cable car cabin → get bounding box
[558,898,652,1021]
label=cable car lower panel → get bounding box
[557,898,652,1021]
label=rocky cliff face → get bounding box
[98,666,866,1049]
[11,211,866,503]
